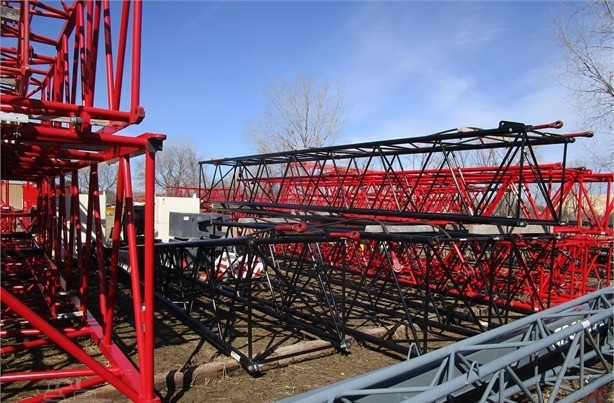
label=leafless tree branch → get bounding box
[245,74,345,154]
[555,1,614,171]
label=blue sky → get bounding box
[120,1,587,162]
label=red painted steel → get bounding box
[203,162,613,231]
[1,1,165,401]
[198,127,613,311]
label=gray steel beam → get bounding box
[278,286,614,403]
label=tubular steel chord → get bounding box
[153,119,605,370]
[1,2,165,402]
[279,285,614,403]
[197,121,611,310]
[158,120,612,376]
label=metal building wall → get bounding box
[0,182,24,209]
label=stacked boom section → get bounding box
[199,120,611,310]
[140,120,611,371]
[1,1,164,402]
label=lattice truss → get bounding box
[198,120,612,309]
[281,285,614,403]
[1,2,164,402]
[2,2,612,401]
[140,121,614,375]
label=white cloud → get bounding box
[331,0,588,166]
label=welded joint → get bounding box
[247,362,263,374]
[466,360,481,384]
[147,137,164,153]
[338,339,352,351]
[407,343,421,360]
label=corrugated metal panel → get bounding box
[1,183,23,210]
[8,183,24,210]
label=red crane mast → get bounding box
[1,2,164,401]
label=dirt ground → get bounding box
[158,343,403,403]
[137,296,406,402]
[80,296,614,403]
[3,272,612,402]
[0,283,404,403]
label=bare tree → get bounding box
[245,74,345,153]
[555,1,614,170]
[154,136,203,195]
